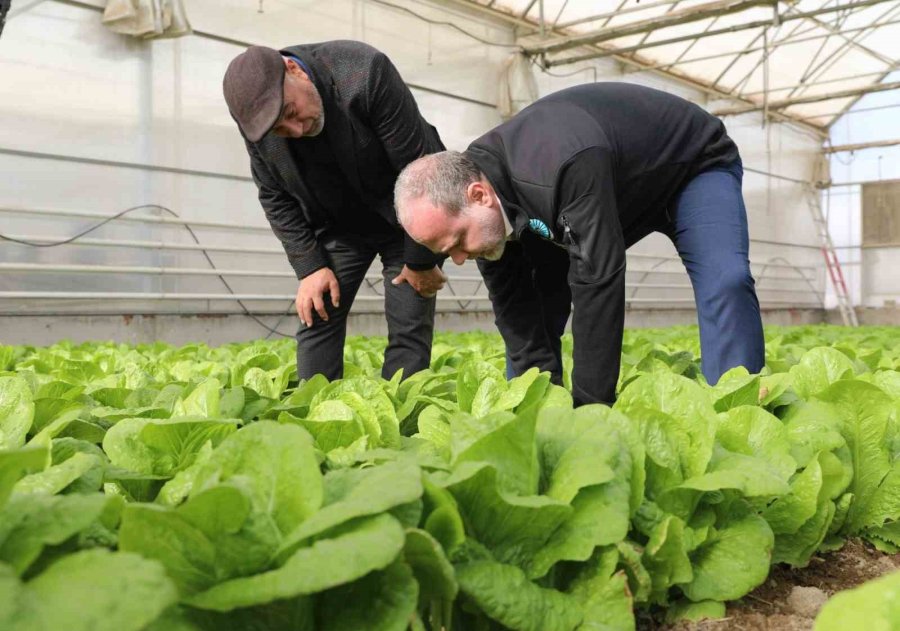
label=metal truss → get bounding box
[446,0,899,129]
[440,0,830,136]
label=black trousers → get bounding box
[477,232,572,385]
[295,230,436,382]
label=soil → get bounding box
[639,539,900,631]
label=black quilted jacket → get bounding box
[243,40,444,278]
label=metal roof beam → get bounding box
[634,0,690,50]
[824,138,900,153]
[712,0,895,95]
[712,78,900,115]
[519,0,539,20]
[709,4,807,92]
[800,11,896,67]
[827,62,900,127]
[652,6,730,69]
[743,69,896,95]
[555,0,688,30]
[434,0,828,136]
[635,18,900,75]
[524,0,776,55]
[542,0,896,66]
[784,2,900,100]
[434,0,536,29]
[795,101,900,119]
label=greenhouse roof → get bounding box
[452,0,900,129]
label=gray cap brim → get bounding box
[223,46,285,143]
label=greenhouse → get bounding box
[1,0,899,629]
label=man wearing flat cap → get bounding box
[223,41,447,382]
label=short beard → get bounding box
[307,110,325,136]
[480,241,506,261]
[470,206,507,261]
[304,81,326,136]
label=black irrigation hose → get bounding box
[0,204,297,339]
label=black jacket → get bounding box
[243,41,443,279]
[468,82,740,406]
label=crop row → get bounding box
[0,326,898,630]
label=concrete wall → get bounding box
[0,0,828,340]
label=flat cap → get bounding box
[223,46,285,142]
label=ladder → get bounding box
[805,186,858,327]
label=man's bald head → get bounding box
[394,151,482,226]
[394,151,507,265]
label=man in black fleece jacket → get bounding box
[395,82,765,406]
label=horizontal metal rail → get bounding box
[0,262,293,278]
[2,234,287,255]
[623,284,818,293]
[0,292,821,305]
[0,147,254,183]
[745,237,820,250]
[0,263,817,294]
[0,261,817,280]
[627,259,816,273]
[0,292,489,302]
[3,234,821,270]
[0,263,487,283]
[2,209,824,256]
[0,207,272,232]
[620,298,821,305]
[0,208,821,312]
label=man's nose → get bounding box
[450,251,467,265]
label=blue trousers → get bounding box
[506,159,765,385]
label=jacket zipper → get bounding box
[562,215,577,247]
[561,214,594,275]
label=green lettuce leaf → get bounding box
[0,446,48,507]
[0,376,34,450]
[317,560,419,631]
[814,569,900,630]
[440,462,571,570]
[277,460,422,561]
[711,366,761,412]
[789,347,855,399]
[11,549,178,631]
[679,503,774,602]
[0,493,122,575]
[815,381,896,532]
[185,513,405,611]
[456,560,583,631]
[103,417,237,477]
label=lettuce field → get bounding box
[1,325,899,630]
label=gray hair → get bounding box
[394,151,482,225]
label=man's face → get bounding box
[272,59,324,138]
[402,182,507,265]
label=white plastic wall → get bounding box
[827,71,900,310]
[0,0,825,321]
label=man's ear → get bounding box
[284,58,305,79]
[467,181,488,206]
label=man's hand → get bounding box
[296,267,340,327]
[392,265,447,298]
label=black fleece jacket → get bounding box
[467,82,739,406]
